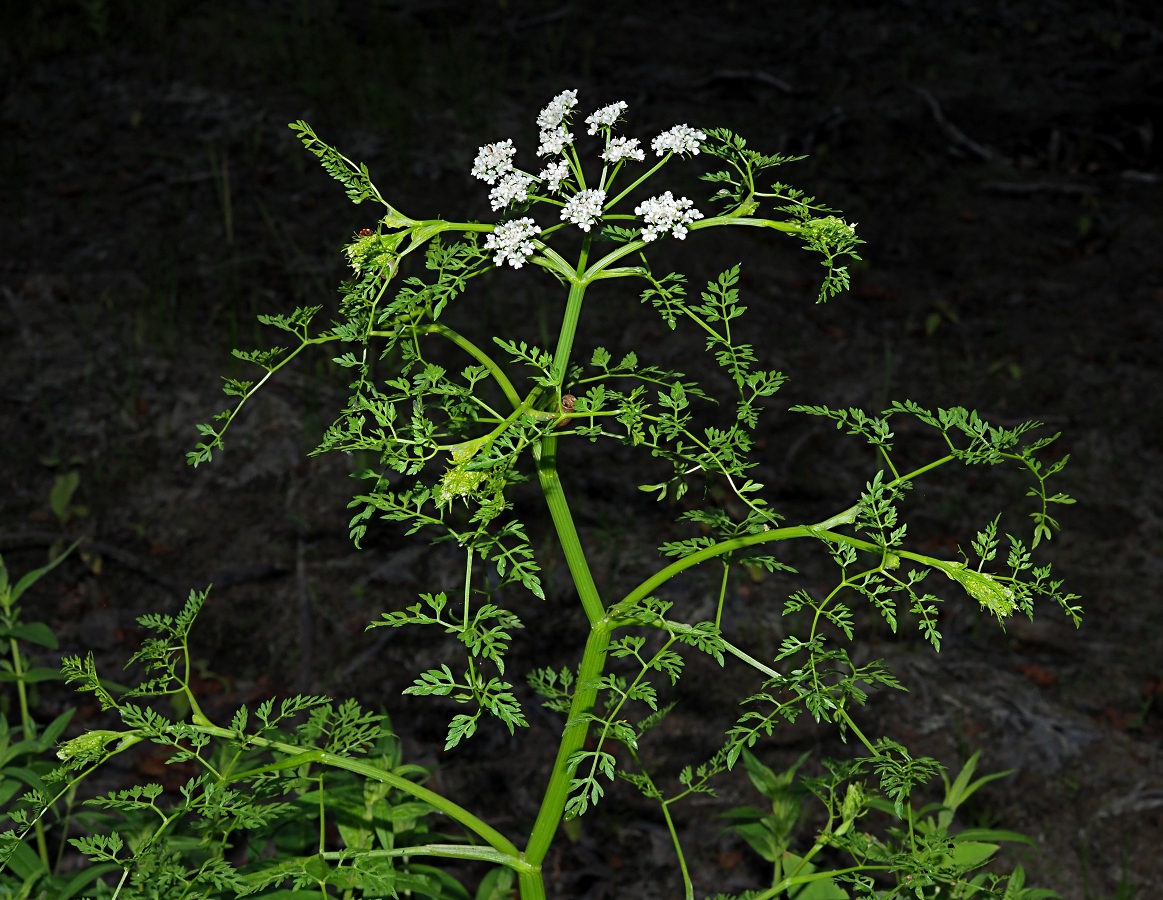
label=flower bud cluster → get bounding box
[651,124,706,157]
[585,100,628,135]
[561,188,606,232]
[536,89,579,158]
[537,126,574,158]
[602,136,645,164]
[635,191,704,241]
[536,89,578,130]
[485,217,541,269]
[488,171,534,211]
[538,160,570,194]
[471,140,516,184]
[469,92,711,238]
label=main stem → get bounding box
[550,234,590,385]
[525,237,616,874]
[524,621,611,865]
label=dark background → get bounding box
[1,1,1161,897]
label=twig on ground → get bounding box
[695,69,795,94]
[979,180,1098,196]
[913,86,1000,163]
[0,532,288,601]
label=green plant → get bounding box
[3,583,471,900]
[0,544,95,897]
[8,91,1080,899]
[720,749,1057,899]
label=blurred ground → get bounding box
[1,1,1162,897]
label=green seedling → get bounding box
[48,472,84,531]
[0,546,83,890]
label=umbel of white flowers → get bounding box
[469,90,707,267]
[483,218,541,269]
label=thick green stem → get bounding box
[321,844,529,870]
[619,524,817,611]
[414,323,521,411]
[550,242,591,385]
[524,622,612,864]
[10,638,33,739]
[582,215,803,283]
[195,729,521,860]
[536,436,604,626]
[518,870,548,900]
[615,499,963,614]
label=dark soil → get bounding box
[1,2,1161,898]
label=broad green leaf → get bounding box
[49,471,80,521]
[11,540,80,603]
[0,622,58,650]
[4,835,47,880]
[54,861,121,900]
[406,864,471,900]
[955,828,1035,846]
[951,841,999,868]
[0,667,66,684]
[475,866,516,900]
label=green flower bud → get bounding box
[841,783,864,822]
[57,730,120,762]
[435,465,486,505]
[939,563,1016,618]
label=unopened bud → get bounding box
[939,563,1016,618]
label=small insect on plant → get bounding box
[6,91,1078,900]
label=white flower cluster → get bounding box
[538,159,570,193]
[537,126,574,157]
[585,101,628,135]
[485,217,541,269]
[602,136,644,164]
[471,140,515,184]
[537,89,578,130]
[489,171,534,211]
[651,124,706,157]
[561,188,606,232]
[635,191,704,241]
[536,89,578,157]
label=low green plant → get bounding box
[4,92,1080,899]
[0,544,94,897]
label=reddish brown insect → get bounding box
[358,228,373,236]
[560,394,576,413]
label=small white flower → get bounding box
[601,136,645,164]
[538,159,570,193]
[536,89,579,130]
[651,124,706,157]
[561,188,607,232]
[489,171,534,211]
[485,217,541,269]
[472,140,516,184]
[585,101,628,135]
[537,125,574,157]
[634,191,704,241]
